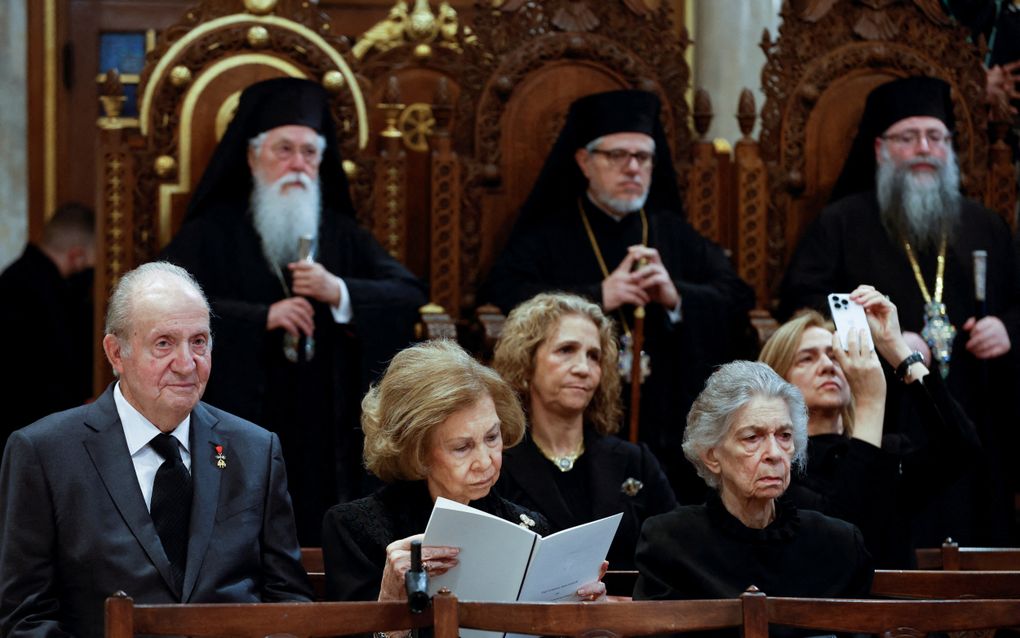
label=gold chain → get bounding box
[577,198,649,337]
[903,235,947,305]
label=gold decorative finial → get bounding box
[243,0,278,15]
[322,70,345,93]
[342,160,358,178]
[169,65,192,88]
[413,43,432,59]
[407,0,439,42]
[247,25,270,48]
[98,68,126,120]
[154,155,177,178]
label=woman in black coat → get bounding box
[492,292,676,570]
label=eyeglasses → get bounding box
[269,141,323,165]
[590,148,656,169]
[881,129,952,148]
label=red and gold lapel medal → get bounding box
[214,445,226,469]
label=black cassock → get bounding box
[781,190,1020,545]
[163,207,426,545]
[481,197,755,503]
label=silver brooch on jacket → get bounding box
[518,513,536,529]
[621,478,644,496]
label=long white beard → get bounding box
[876,145,961,253]
[250,171,321,267]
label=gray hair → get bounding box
[248,131,327,156]
[682,360,808,489]
[105,261,210,344]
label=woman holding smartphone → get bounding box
[759,285,982,567]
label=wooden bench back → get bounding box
[871,569,1020,599]
[916,540,1020,571]
[104,592,430,638]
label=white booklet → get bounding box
[422,497,622,638]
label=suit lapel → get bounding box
[182,402,222,602]
[82,386,179,596]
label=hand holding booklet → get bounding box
[422,497,621,604]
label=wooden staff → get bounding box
[628,305,646,444]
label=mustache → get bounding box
[901,155,946,171]
[269,171,314,192]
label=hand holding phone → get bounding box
[828,293,874,352]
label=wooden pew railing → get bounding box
[871,569,1020,599]
[916,539,1020,571]
[106,587,1020,638]
[432,591,745,638]
[764,595,1020,637]
[104,592,431,638]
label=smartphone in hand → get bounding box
[827,293,874,351]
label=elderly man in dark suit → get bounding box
[0,261,312,638]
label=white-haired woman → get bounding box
[634,361,872,611]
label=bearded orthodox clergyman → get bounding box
[480,90,755,503]
[162,78,427,545]
[781,76,1020,546]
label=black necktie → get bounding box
[149,432,192,593]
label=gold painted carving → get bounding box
[103,152,128,285]
[398,103,435,152]
[215,90,243,141]
[353,0,465,59]
[244,0,278,16]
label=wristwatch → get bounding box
[895,351,925,381]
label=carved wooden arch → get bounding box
[758,0,990,297]
[131,1,366,261]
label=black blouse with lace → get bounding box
[321,480,550,601]
[633,493,872,637]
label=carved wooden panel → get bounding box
[758,0,991,297]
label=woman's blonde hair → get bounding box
[758,310,855,435]
[492,292,622,435]
[362,339,526,482]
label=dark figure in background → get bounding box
[492,292,676,570]
[480,90,754,503]
[945,1,1020,121]
[0,202,95,446]
[0,262,311,638]
[163,78,427,545]
[781,76,1020,545]
[634,361,872,638]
